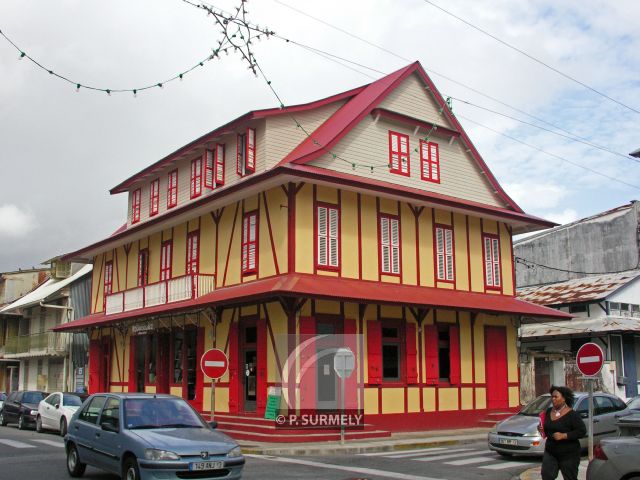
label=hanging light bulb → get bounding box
[76,84,81,93]
[133,89,137,98]
[157,83,163,89]
[106,89,111,96]
[19,52,25,60]
[179,74,184,81]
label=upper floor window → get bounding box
[316,204,339,270]
[190,158,203,199]
[104,261,113,296]
[420,140,440,183]
[204,144,226,189]
[160,240,173,281]
[186,231,200,275]
[131,189,141,224]
[242,211,258,275]
[150,179,160,216]
[483,234,501,288]
[435,225,454,282]
[237,128,256,177]
[388,131,410,176]
[137,249,149,287]
[167,170,178,209]
[379,214,400,275]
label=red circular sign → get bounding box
[200,348,229,379]
[576,343,605,377]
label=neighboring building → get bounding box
[514,201,640,288]
[630,148,640,158]
[0,261,92,392]
[54,61,566,440]
[518,271,640,402]
[0,268,49,392]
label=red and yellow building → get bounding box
[56,62,568,440]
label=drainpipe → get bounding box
[39,302,74,392]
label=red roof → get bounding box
[53,273,570,332]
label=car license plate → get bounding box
[499,438,518,446]
[189,461,224,471]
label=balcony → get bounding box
[4,331,70,358]
[105,273,216,316]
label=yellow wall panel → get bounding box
[344,303,359,321]
[438,388,459,411]
[401,203,417,285]
[360,194,379,280]
[148,232,161,284]
[199,214,215,275]
[316,184,338,204]
[474,317,486,383]
[315,300,341,314]
[317,270,339,277]
[92,254,104,313]
[220,203,241,287]
[423,388,436,412]
[201,386,228,413]
[259,204,276,278]
[436,309,456,323]
[461,388,474,410]
[364,388,379,414]
[265,188,288,274]
[145,386,157,394]
[188,218,199,232]
[453,213,469,291]
[241,305,258,316]
[244,195,259,212]
[434,209,452,225]
[381,388,404,414]
[380,305,402,318]
[436,282,454,290]
[295,183,314,274]
[170,386,183,397]
[172,223,187,277]
[162,228,173,240]
[459,312,473,384]
[475,388,487,409]
[407,387,420,413]
[380,275,400,284]
[418,208,434,287]
[509,387,520,407]
[468,216,484,292]
[378,197,397,215]
[266,302,287,383]
[483,219,498,235]
[506,320,518,383]
[499,223,514,296]
[125,244,138,290]
[341,190,359,279]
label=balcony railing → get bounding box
[4,331,70,357]
[105,273,216,316]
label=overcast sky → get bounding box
[1,0,639,272]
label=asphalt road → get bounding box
[0,423,537,480]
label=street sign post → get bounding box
[333,347,355,445]
[200,348,229,421]
[576,342,605,461]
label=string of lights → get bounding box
[515,256,640,276]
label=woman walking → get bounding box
[540,386,586,480]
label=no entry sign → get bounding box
[576,343,605,377]
[200,348,229,379]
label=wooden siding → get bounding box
[378,73,448,126]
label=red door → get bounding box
[485,327,509,409]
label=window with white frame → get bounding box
[435,226,454,282]
[379,215,400,275]
[316,204,339,269]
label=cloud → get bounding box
[503,183,570,210]
[545,208,580,225]
[0,204,37,237]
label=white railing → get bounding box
[104,274,215,315]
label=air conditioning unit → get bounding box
[52,261,71,279]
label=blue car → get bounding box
[65,393,244,480]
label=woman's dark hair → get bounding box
[549,385,575,407]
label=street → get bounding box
[0,424,538,480]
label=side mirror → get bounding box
[101,422,119,433]
[580,412,588,419]
[55,404,60,409]
[208,421,218,429]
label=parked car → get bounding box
[488,392,630,457]
[627,396,640,413]
[65,393,244,480]
[37,392,86,436]
[586,413,640,480]
[0,390,48,430]
[0,392,6,411]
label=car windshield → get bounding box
[63,394,84,406]
[519,395,552,416]
[628,398,640,410]
[23,392,46,404]
[124,398,205,429]
[0,393,6,401]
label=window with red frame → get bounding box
[167,170,178,208]
[150,179,160,216]
[160,241,173,281]
[131,189,141,224]
[420,140,440,183]
[190,158,202,199]
[379,215,400,275]
[388,131,410,176]
[241,211,258,274]
[316,204,339,269]
[186,231,200,275]
[435,226,454,282]
[104,261,113,297]
[205,143,225,188]
[236,128,256,177]
[483,235,501,288]
[137,249,149,287]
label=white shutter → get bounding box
[390,134,399,171]
[329,207,339,267]
[317,207,327,266]
[399,135,409,174]
[445,229,454,280]
[421,141,430,179]
[215,144,225,185]
[246,128,256,172]
[429,143,439,181]
[248,213,257,270]
[205,150,214,188]
[484,237,493,286]
[242,216,249,271]
[436,228,445,280]
[492,238,501,286]
[380,217,390,273]
[390,218,400,274]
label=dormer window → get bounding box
[205,144,225,189]
[131,189,141,224]
[190,157,203,199]
[150,179,160,216]
[236,128,256,177]
[420,140,440,183]
[167,170,178,209]
[388,131,410,176]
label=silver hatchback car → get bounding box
[65,393,244,480]
[587,413,640,480]
[488,392,629,457]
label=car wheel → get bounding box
[123,456,141,480]
[66,444,86,477]
[60,418,68,437]
[17,414,25,430]
[36,415,43,433]
[0,411,6,427]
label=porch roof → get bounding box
[52,273,570,332]
[521,315,640,339]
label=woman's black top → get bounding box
[543,407,587,457]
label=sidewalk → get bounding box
[518,459,588,480]
[237,427,490,456]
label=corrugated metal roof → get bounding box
[521,315,640,337]
[518,270,640,306]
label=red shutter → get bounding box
[256,318,267,415]
[245,128,256,173]
[424,324,439,385]
[128,336,137,393]
[344,319,358,409]
[367,320,382,384]
[405,323,418,384]
[88,339,102,394]
[156,333,170,393]
[299,317,316,410]
[227,322,239,413]
[449,325,461,385]
[194,327,205,410]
